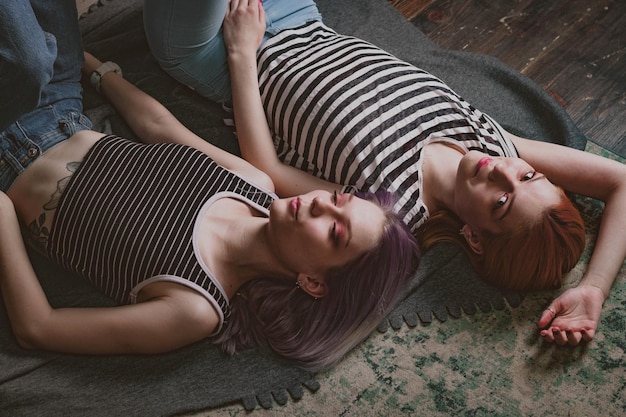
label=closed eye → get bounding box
[331,221,345,248]
[329,192,340,245]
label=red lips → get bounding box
[291,197,301,219]
[475,156,492,176]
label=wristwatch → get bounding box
[90,61,123,93]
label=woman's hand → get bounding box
[537,284,605,346]
[223,0,266,57]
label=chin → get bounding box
[269,198,292,223]
[457,151,479,181]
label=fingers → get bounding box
[258,0,266,22]
[540,327,594,346]
[564,329,583,345]
[540,327,565,345]
[226,0,264,21]
[226,0,240,16]
[581,328,595,342]
[227,0,258,13]
[536,307,556,328]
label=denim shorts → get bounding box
[0,100,92,192]
[144,0,321,103]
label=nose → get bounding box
[310,196,339,217]
[489,163,516,190]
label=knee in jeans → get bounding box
[6,29,53,87]
[0,54,54,128]
[24,36,56,91]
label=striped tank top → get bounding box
[47,135,277,332]
[258,21,518,232]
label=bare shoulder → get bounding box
[228,159,275,192]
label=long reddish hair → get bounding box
[417,189,585,291]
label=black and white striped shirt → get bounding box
[258,21,518,232]
[47,136,277,332]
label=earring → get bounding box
[295,280,302,289]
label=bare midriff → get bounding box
[7,130,105,232]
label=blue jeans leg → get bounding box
[143,0,321,103]
[0,0,90,192]
[0,0,56,132]
[30,0,85,110]
[0,0,84,132]
[144,0,231,102]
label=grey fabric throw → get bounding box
[0,0,586,415]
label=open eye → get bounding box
[496,194,508,208]
[522,171,535,181]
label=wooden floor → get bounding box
[389,0,626,157]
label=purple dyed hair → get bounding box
[213,190,420,371]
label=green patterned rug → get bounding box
[188,143,625,416]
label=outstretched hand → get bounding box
[223,0,266,57]
[537,285,605,346]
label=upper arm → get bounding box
[138,111,275,191]
[267,163,342,197]
[22,288,218,355]
[91,64,274,190]
[509,133,626,202]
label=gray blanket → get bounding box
[0,0,587,415]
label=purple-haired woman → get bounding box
[0,0,419,371]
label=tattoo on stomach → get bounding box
[25,161,80,253]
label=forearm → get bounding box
[578,184,626,300]
[82,53,178,144]
[0,194,53,348]
[228,52,282,172]
[227,52,339,195]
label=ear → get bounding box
[461,224,483,255]
[297,273,328,298]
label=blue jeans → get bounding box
[144,0,321,103]
[0,0,91,192]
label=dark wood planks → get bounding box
[389,0,626,157]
